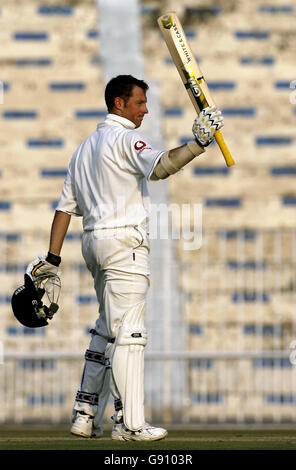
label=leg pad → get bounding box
[111,301,147,431]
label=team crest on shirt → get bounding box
[134,140,151,151]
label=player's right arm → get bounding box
[151,105,223,180]
[48,210,71,256]
[26,159,78,281]
[26,211,70,282]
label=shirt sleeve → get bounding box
[55,164,83,217]
[124,130,164,180]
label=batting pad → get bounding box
[111,301,147,431]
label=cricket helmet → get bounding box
[11,273,60,328]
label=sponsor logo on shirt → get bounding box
[134,140,151,151]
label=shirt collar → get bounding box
[97,113,136,130]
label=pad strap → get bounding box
[75,390,99,406]
[85,349,110,367]
[89,328,115,344]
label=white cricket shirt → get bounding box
[56,114,164,230]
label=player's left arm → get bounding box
[151,105,223,180]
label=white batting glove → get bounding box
[26,252,61,280]
[26,253,61,296]
[26,253,61,279]
[192,105,224,147]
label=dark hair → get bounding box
[105,75,149,112]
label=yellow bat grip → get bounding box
[214,130,235,167]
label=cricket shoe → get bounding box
[71,411,94,438]
[112,422,168,441]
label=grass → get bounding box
[0,428,296,451]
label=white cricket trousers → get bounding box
[73,225,150,430]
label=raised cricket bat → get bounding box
[158,12,235,167]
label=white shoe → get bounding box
[112,422,168,441]
[71,411,94,438]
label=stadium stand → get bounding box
[0,0,296,425]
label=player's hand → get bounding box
[26,252,61,281]
[26,253,61,296]
[192,105,224,147]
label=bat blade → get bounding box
[158,12,235,167]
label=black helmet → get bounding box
[11,274,60,328]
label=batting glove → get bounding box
[26,252,61,280]
[192,105,224,147]
[26,252,61,296]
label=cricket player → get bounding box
[26,75,223,441]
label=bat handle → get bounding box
[214,130,235,167]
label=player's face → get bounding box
[122,86,149,128]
